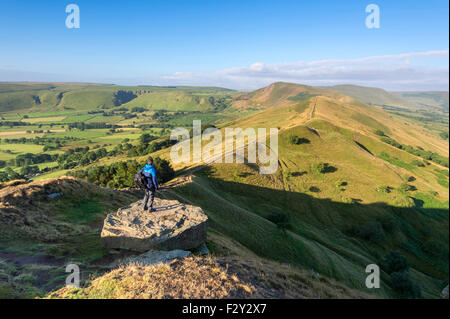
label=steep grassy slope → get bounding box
[0,83,113,112]
[123,92,216,111]
[312,96,449,156]
[58,90,116,110]
[147,83,449,298]
[164,124,448,298]
[229,82,448,156]
[0,177,369,299]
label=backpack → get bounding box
[134,171,147,190]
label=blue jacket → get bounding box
[139,164,159,190]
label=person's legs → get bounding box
[147,189,155,211]
[142,190,149,210]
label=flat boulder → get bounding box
[101,198,208,252]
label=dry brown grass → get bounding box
[46,256,255,299]
[46,230,374,300]
[220,256,372,299]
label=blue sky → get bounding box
[0,0,448,90]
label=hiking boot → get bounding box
[148,207,156,212]
[142,205,148,211]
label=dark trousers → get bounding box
[143,188,155,209]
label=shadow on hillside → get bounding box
[354,141,374,156]
[168,166,449,283]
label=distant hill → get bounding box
[321,85,410,107]
[392,91,449,111]
[0,82,235,112]
[232,82,354,109]
[229,82,448,155]
[322,84,449,111]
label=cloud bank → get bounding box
[161,50,449,91]
[1,50,448,91]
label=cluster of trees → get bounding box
[381,137,449,167]
[313,162,337,174]
[131,107,147,113]
[55,134,175,169]
[383,251,422,298]
[348,222,422,298]
[439,131,449,140]
[134,89,151,95]
[0,165,55,182]
[69,157,174,189]
[3,163,68,182]
[57,147,109,169]
[152,110,175,122]
[9,153,57,167]
[0,136,79,147]
[139,123,175,130]
[209,96,231,112]
[353,220,386,244]
[267,211,290,233]
[0,167,23,182]
[287,134,310,145]
[113,90,137,106]
[0,121,32,127]
[2,133,177,182]
[68,122,119,131]
[152,110,200,123]
[411,159,426,167]
[125,134,176,157]
[88,108,143,120]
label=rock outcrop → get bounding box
[121,249,192,266]
[101,198,208,252]
[0,176,138,241]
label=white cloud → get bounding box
[1,50,448,91]
[161,50,449,91]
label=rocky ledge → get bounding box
[101,198,208,252]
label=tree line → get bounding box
[380,136,449,168]
[69,157,175,189]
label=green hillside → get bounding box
[392,91,449,111]
[163,108,448,298]
[0,81,448,299]
[124,92,215,111]
[0,83,236,113]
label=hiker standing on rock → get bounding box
[139,157,159,212]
